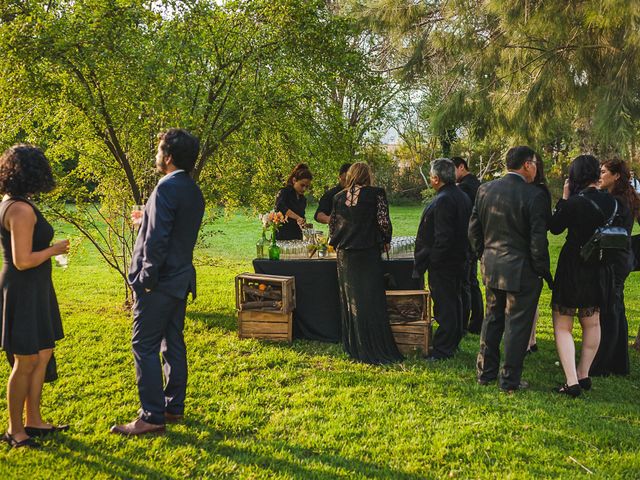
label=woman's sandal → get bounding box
[555,383,582,398]
[578,377,592,391]
[25,425,69,437]
[2,432,39,448]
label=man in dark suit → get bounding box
[414,158,472,360]
[314,163,351,224]
[452,157,484,334]
[111,129,205,436]
[469,146,551,393]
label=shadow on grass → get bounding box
[189,311,237,332]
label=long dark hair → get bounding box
[601,158,640,219]
[533,152,546,184]
[286,163,313,186]
[568,155,600,196]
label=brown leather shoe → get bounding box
[164,412,184,424]
[109,418,166,436]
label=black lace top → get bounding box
[329,186,392,250]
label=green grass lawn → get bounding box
[1,204,639,479]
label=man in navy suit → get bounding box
[111,129,205,436]
[414,158,472,360]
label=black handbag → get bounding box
[579,195,629,262]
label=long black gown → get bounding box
[329,186,403,364]
[591,194,633,376]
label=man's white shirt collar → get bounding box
[158,169,185,184]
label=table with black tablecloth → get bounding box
[253,258,423,342]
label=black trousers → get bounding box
[477,272,542,390]
[462,258,484,333]
[132,290,188,425]
[428,267,464,359]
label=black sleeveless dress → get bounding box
[0,198,64,355]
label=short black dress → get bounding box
[0,198,64,355]
[329,186,403,364]
[550,188,616,315]
[275,185,306,240]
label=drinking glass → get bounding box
[132,205,145,227]
[54,254,68,268]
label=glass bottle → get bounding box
[256,229,268,259]
[268,232,281,260]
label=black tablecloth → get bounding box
[253,258,423,342]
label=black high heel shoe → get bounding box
[578,377,592,391]
[25,425,70,437]
[2,432,39,448]
[555,383,581,398]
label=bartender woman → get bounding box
[275,163,313,240]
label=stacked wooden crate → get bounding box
[386,290,432,356]
[235,273,296,343]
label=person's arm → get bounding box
[6,203,69,270]
[468,191,484,259]
[375,189,392,249]
[135,184,176,291]
[529,191,552,284]
[315,212,330,225]
[276,189,305,226]
[549,179,572,235]
[314,190,333,225]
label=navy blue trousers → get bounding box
[132,290,187,425]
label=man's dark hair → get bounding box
[157,128,200,173]
[0,144,55,196]
[451,156,468,170]
[506,146,536,170]
[339,163,352,176]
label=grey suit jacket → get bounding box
[468,173,550,292]
[128,171,205,299]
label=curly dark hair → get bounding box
[157,128,200,173]
[0,144,55,197]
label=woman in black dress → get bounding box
[590,159,639,376]
[329,162,402,364]
[550,155,616,397]
[275,163,313,240]
[0,145,69,448]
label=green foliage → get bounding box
[1,207,639,478]
[0,0,392,296]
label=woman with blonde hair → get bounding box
[329,162,402,364]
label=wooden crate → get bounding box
[237,310,293,343]
[235,273,296,314]
[386,290,432,356]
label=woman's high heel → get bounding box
[555,383,582,398]
[578,377,592,391]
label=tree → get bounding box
[0,0,391,300]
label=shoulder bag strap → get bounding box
[579,193,617,227]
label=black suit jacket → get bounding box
[128,171,205,299]
[468,173,550,291]
[458,173,481,204]
[414,183,472,276]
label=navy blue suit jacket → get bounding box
[128,171,205,299]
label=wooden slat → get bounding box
[390,324,428,335]
[240,321,290,335]
[239,332,290,341]
[392,332,427,345]
[238,310,291,323]
[385,290,430,296]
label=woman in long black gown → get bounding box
[590,159,639,376]
[550,155,616,397]
[0,145,70,448]
[275,163,312,241]
[329,162,403,364]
